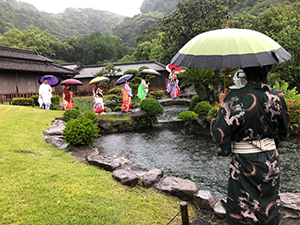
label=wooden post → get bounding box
[180,201,189,225]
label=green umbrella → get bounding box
[171,28,292,69]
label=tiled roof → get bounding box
[0,45,77,75]
[72,60,167,79]
[0,45,52,62]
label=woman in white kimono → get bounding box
[38,78,52,110]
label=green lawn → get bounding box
[0,105,195,225]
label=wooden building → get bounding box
[62,60,169,94]
[0,45,77,102]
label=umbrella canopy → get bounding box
[116,74,134,85]
[39,75,59,86]
[166,64,184,74]
[140,69,160,76]
[88,77,110,86]
[171,28,292,69]
[60,78,83,85]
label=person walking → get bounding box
[137,75,149,100]
[210,65,290,225]
[38,78,52,110]
[93,83,105,114]
[121,80,132,112]
[63,84,74,110]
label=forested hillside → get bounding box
[140,0,182,14]
[231,0,298,16]
[0,0,125,39]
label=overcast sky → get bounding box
[19,0,144,17]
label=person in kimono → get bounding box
[121,80,132,112]
[210,65,290,225]
[167,73,180,99]
[63,84,73,110]
[93,83,105,114]
[137,75,149,100]
[38,78,52,110]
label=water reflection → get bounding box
[93,106,300,198]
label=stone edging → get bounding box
[44,118,300,224]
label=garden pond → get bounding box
[93,105,300,198]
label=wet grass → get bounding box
[0,105,196,225]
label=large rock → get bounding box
[142,168,163,188]
[121,164,149,177]
[43,121,65,135]
[280,193,300,219]
[87,154,133,171]
[213,199,226,219]
[154,177,199,201]
[129,109,147,120]
[45,135,68,149]
[69,147,99,163]
[195,190,217,210]
[112,169,140,187]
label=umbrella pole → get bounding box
[224,68,227,90]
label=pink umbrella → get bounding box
[60,78,83,85]
[166,64,184,74]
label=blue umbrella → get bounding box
[39,75,59,86]
[116,74,134,85]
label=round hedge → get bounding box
[177,111,198,120]
[83,110,98,124]
[63,109,81,122]
[194,101,212,116]
[190,95,200,111]
[140,98,164,116]
[62,117,98,146]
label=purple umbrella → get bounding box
[39,75,60,86]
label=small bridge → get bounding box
[158,98,191,107]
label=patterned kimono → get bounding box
[93,86,104,114]
[121,83,132,112]
[63,87,73,110]
[210,83,290,224]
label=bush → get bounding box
[62,117,98,146]
[31,95,39,106]
[177,111,198,120]
[150,90,164,99]
[63,109,81,122]
[113,106,122,112]
[194,101,212,116]
[12,98,34,106]
[286,99,300,123]
[51,95,60,106]
[207,106,218,121]
[83,110,98,124]
[105,94,123,101]
[108,88,122,96]
[190,95,201,111]
[140,98,164,116]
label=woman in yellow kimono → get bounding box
[121,80,132,112]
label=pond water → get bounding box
[93,106,300,198]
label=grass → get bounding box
[0,105,196,225]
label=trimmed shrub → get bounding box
[108,88,122,96]
[194,101,212,116]
[51,95,60,106]
[31,95,39,106]
[113,106,122,112]
[190,95,200,111]
[177,111,198,120]
[140,98,164,116]
[207,106,218,121]
[12,98,34,106]
[105,94,122,101]
[63,109,81,122]
[150,90,164,99]
[83,110,98,124]
[62,117,98,146]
